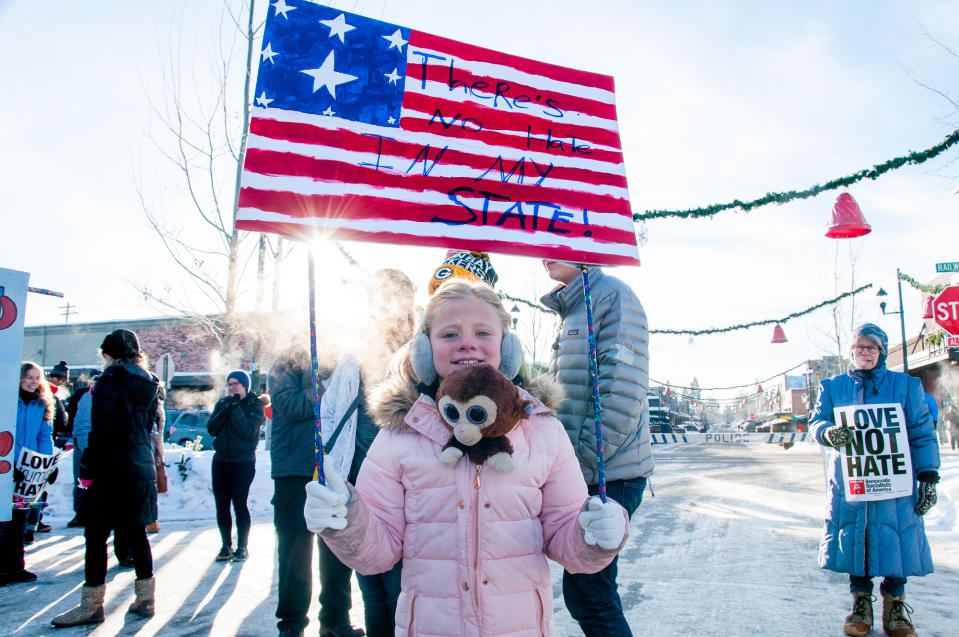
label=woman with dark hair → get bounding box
[52,329,160,627]
[207,369,265,563]
[0,362,54,586]
[810,323,940,637]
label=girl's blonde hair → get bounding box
[421,279,511,336]
[19,361,55,422]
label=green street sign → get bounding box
[936,262,959,273]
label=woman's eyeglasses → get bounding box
[852,345,880,354]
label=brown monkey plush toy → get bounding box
[436,364,535,473]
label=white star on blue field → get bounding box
[253,2,410,127]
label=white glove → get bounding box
[304,455,351,533]
[578,496,627,550]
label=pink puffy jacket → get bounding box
[321,386,624,636]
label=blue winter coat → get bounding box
[73,390,93,451]
[808,367,940,578]
[16,395,53,462]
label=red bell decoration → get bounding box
[922,295,934,319]
[756,385,763,394]
[664,387,672,396]
[825,193,871,238]
[770,324,788,343]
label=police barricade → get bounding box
[650,432,813,446]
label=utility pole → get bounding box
[250,235,266,392]
[59,302,77,324]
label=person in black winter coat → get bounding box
[207,370,265,563]
[51,329,160,628]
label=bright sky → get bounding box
[3,0,959,401]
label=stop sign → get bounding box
[932,286,959,335]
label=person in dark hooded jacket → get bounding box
[51,329,160,628]
[207,369,265,563]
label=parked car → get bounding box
[763,417,802,448]
[739,420,764,433]
[649,423,675,434]
[165,408,213,450]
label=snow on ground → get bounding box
[8,439,959,636]
[40,439,959,538]
[42,443,277,527]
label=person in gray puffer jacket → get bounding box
[541,261,652,637]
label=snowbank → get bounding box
[39,443,959,537]
[41,442,276,525]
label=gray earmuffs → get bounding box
[410,331,523,386]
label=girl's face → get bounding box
[429,297,503,379]
[20,368,41,393]
[851,336,881,371]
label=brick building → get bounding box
[22,315,263,407]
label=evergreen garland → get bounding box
[651,361,807,393]
[499,292,555,313]
[502,284,872,335]
[635,129,959,221]
[898,271,948,295]
[650,284,872,335]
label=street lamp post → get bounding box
[877,267,909,374]
[510,304,520,331]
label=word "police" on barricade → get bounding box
[650,432,812,445]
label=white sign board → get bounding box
[834,403,913,502]
[13,447,60,508]
[155,353,176,386]
[0,267,29,521]
[13,448,60,507]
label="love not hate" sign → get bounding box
[833,403,913,502]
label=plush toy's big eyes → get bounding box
[437,394,498,431]
[467,405,487,425]
[444,403,460,422]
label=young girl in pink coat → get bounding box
[305,280,629,637]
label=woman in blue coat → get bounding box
[0,362,54,586]
[809,324,939,637]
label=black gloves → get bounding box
[915,481,937,516]
[14,468,24,483]
[823,424,853,447]
[915,472,939,516]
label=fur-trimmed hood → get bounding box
[369,370,565,432]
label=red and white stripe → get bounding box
[236,29,639,266]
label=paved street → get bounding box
[5,443,958,636]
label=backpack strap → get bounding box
[323,393,363,454]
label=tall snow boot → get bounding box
[51,584,105,628]
[843,592,874,636]
[881,591,917,637]
[128,576,155,618]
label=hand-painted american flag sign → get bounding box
[236,1,639,266]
